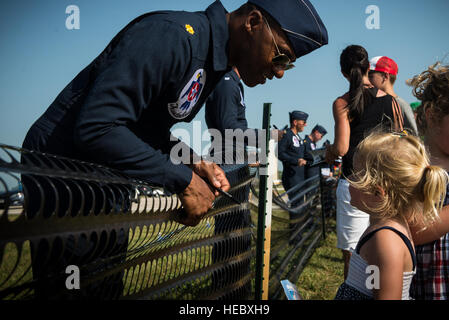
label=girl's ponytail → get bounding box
[340,45,372,121]
[419,165,449,225]
[348,65,365,117]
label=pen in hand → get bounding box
[202,178,241,205]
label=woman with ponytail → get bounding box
[325,45,413,279]
[408,63,449,300]
[335,131,448,300]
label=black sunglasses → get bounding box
[263,17,295,71]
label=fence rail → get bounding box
[0,144,255,300]
[0,143,336,300]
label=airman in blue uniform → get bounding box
[23,0,328,225]
[278,111,309,198]
[304,124,327,180]
[205,66,284,164]
[205,67,256,165]
[20,0,328,299]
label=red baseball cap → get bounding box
[369,56,398,75]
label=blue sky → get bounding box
[1,0,448,154]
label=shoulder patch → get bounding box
[168,69,206,119]
[185,24,194,35]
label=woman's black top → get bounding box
[342,88,408,178]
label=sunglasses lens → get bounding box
[272,54,294,71]
[272,54,290,65]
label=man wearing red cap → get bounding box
[369,56,418,135]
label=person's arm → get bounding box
[325,96,350,163]
[411,204,449,245]
[361,230,407,300]
[74,20,194,194]
[303,138,314,165]
[71,20,226,225]
[278,134,299,166]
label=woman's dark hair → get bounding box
[340,45,373,121]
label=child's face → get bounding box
[349,184,379,215]
[349,161,382,215]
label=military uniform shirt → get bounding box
[22,0,231,194]
[205,69,259,163]
[303,135,320,179]
[278,128,306,190]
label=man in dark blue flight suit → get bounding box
[23,0,328,225]
[21,0,328,298]
[304,124,327,180]
[278,111,309,200]
[278,110,309,245]
[205,66,284,164]
[205,66,285,295]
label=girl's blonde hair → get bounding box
[349,131,448,226]
[407,63,449,135]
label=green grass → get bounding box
[296,217,344,300]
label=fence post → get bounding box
[255,103,274,300]
[319,172,327,241]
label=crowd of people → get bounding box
[19,0,449,300]
[325,46,449,300]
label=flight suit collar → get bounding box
[229,69,241,83]
[289,128,301,140]
[205,1,229,72]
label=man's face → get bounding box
[368,71,386,89]
[311,130,323,143]
[294,119,307,132]
[234,10,296,87]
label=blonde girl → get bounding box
[335,131,448,300]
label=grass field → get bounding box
[1,213,343,300]
[296,217,344,300]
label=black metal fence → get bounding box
[0,144,336,300]
[0,144,255,299]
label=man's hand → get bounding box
[178,161,231,226]
[191,160,230,196]
[298,158,307,166]
[179,172,215,226]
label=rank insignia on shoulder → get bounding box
[185,24,194,35]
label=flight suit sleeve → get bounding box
[278,133,298,166]
[73,21,193,194]
[303,139,314,165]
